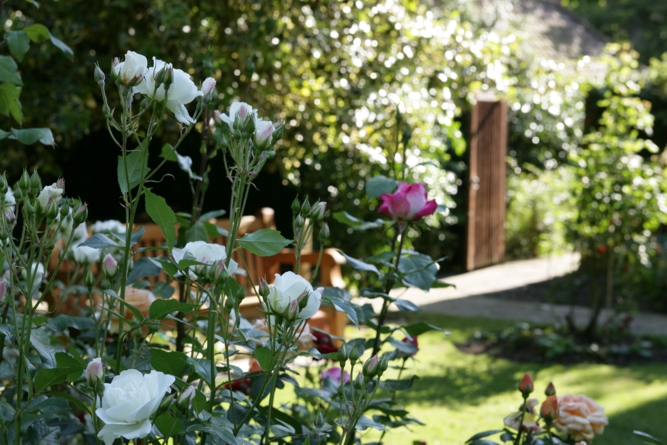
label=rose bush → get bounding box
[96,369,175,445]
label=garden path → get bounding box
[386,253,667,336]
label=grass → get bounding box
[291,313,667,445]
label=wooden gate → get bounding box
[466,95,508,271]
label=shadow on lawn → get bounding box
[606,397,667,444]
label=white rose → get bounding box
[172,241,239,276]
[90,220,126,234]
[96,369,175,445]
[134,58,202,125]
[72,244,100,264]
[113,51,148,86]
[3,188,15,214]
[218,102,257,130]
[36,183,64,210]
[22,262,45,295]
[265,271,322,321]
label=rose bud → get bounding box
[84,358,104,386]
[201,77,216,95]
[540,395,559,425]
[544,382,556,397]
[286,299,299,321]
[362,355,380,378]
[518,373,534,397]
[258,277,270,298]
[102,254,118,279]
[0,279,7,303]
[178,385,196,409]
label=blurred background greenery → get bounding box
[3,0,667,310]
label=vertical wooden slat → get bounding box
[466,96,508,270]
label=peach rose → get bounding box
[105,287,156,333]
[554,394,608,443]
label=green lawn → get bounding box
[335,314,667,445]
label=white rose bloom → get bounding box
[3,188,15,214]
[72,244,100,264]
[265,271,322,321]
[134,58,202,125]
[96,369,175,445]
[90,220,126,234]
[113,51,148,85]
[218,102,257,130]
[22,263,45,295]
[172,241,238,275]
[36,183,64,210]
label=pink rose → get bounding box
[321,367,350,387]
[554,394,608,443]
[378,182,437,222]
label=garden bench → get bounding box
[50,208,348,339]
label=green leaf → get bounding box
[199,209,226,220]
[55,352,85,381]
[365,175,398,198]
[465,430,503,443]
[154,412,183,436]
[78,233,120,249]
[0,56,22,85]
[634,431,664,445]
[0,83,21,123]
[159,143,177,161]
[23,24,50,43]
[151,349,188,378]
[185,221,208,243]
[34,366,80,393]
[150,258,178,277]
[378,376,418,391]
[144,189,177,251]
[355,415,387,431]
[6,30,30,62]
[237,229,292,256]
[149,299,195,321]
[118,150,149,194]
[0,400,15,421]
[127,257,162,283]
[392,299,421,312]
[398,252,437,291]
[254,346,272,371]
[47,315,94,332]
[339,251,380,275]
[322,288,359,328]
[30,332,57,368]
[403,321,446,337]
[10,128,54,146]
[187,357,213,383]
[49,34,73,60]
[332,211,386,231]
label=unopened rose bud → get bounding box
[46,201,58,221]
[201,77,216,96]
[102,254,118,279]
[318,224,329,243]
[112,57,119,70]
[214,110,222,123]
[353,373,365,390]
[518,373,534,397]
[540,395,559,425]
[295,215,304,228]
[94,65,105,86]
[30,171,41,191]
[73,203,88,226]
[0,279,7,303]
[19,170,30,191]
[164,65,174,90]
[338,343,350,363]
[314,411,325,429]
[544,382,556,397]
[349,344,364,362]
[85,358,103,386]
[291,197,300,215]
[300,198,311,217]
[286,299,299,321]
[85,269,95,289]
[258,277,270,298]
[296,289,309,309]
[309,202,327,220]
[153,66,167,87]
[362,355,380,378]
[213,261,228,285]
[178,385,196,409]
[378,355,389,375]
